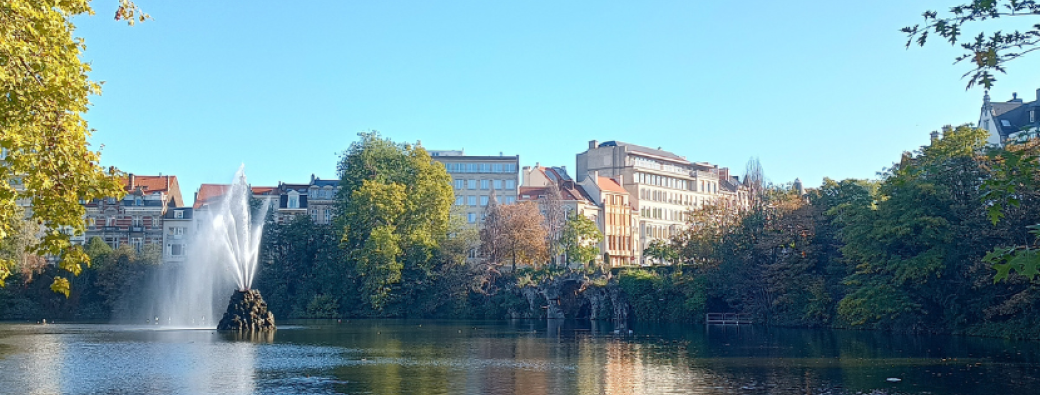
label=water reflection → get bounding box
[1,321,1039,394]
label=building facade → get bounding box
[83,174,184,252]
[162,207,193,263]
[430,150,520,225]
[979,89,1040,145]
[576,140,747,265]
[577,175,638,267]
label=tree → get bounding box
[336,132,453,310]
[1,0,151,296]
[837,125,992,329]
[559,210,602,267]
[903,1,1040,90]
[542,183,566,267]
[0,207,42,285]
[744,157,767,209]
[498,202,548,271]
[477,190,505,294]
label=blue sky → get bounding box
[75,0,1040,200]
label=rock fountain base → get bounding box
[217,289,276,332]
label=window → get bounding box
[1032,110,1036,123]
[1002,119,1012,127]
[493,180,503,189]
[481,196,489,205]
[467,180,477,190]
[174,210,184,219]
[455,196,464,205]
[505,180,516,189]
[169,243,184,256]
[481,180,489,190]
[493,164,503,172]
[467,213,477,223]
[468,196,477,206]
[288,195,299,209]
[455,179,464,189]
[505,196,516,204]
[325,209,332,223]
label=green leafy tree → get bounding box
[336,132,453,310]
[903,1,1040,89]
[981,137,1040,282]
[1,0,152,296]
[642,239,679,266]
[560,210,602,267]
[837,125,992,329]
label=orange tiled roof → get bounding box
[251,186,276,195]
[598,176,628,194]
[193,184,231,209]
[124,174,184,207]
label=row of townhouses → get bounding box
[70,139,753,267]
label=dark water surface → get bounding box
[0,320,1038,394]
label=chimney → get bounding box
[593,170,599,182]
[166,175,170,191]
[930,130,940,142]
[616,174,624,187]
[1012,92,1022,102]
[310,174,315,183]
[1036,88,1039,102]
[589,140,598,150]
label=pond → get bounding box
[0,320,1038,394]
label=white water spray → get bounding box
[210,166,269,291]
[138,165,268,326]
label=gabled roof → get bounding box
[311,179,340,187]
[598,176,628,194]
[194,184,231,209]
[124,174,183,207]
[993,98,1039,139]
[598,141,689,163]
[993,102,1023,117]
[195,184,280,208]
[251,186,277,195]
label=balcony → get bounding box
[103,226,120,232]
[131,226,144,233]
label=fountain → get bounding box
[208,166,275,332]
[134,165,274,331]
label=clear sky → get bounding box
[74,0,1040,201]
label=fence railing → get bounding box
[705,313,753,325]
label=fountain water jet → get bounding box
[138,165,275,331]
[210,165,275,331]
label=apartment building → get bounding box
[83,174,184,251]
[430,150,519,225]
[576,140,747,264]
[577,174,638,267]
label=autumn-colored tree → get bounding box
[1,0,150,296]
[497,202,548,271]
